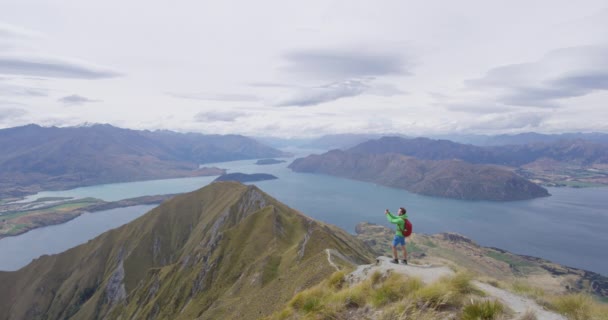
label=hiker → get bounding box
[385,207,408,264]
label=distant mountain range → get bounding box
[257,132,608,150]
[440,132,608,146]
[289,150,549,201]
[350,136,608,166]
[289,136,608,200]
[0,182,374,319]
[0,124,287,198]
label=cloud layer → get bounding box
[58,94,100,106]
[194,110,247,122]
[0,55,121,79]
[466,45,608,108]
[281,48,409,80]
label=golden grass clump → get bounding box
[289,286,331,314]
[379,299,444,320]
[329,282,370,309]
[447,271,477,295]
[326,270,346,290]
[460,299,505,320]
[550,293,598,320]
[414,280,459,309]
[370,273,423,307]
[510,281,546,300]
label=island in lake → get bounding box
[255,159,286,165]
[213,173,278,183]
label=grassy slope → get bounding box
[355,222,608,300]
[0,182,374,320]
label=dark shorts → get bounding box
[392,235,406,247]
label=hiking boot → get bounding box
[402,260,408,265]
[390,259,398,264]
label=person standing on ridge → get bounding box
[385,207,408,264]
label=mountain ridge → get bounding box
[0,182,374,320]
[289,150,549,201]
[0,124,287,198]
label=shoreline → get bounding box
[0,194,177,240]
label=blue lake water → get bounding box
[1,156,607,276]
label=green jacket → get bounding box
[386,211,408,237]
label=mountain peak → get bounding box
[0,182,374,320]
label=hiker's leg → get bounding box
[401,245,407,260]
[391,245,398,260]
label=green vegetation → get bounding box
[33,197,73,202]
[406,241,424,254]
[423,239,437,248]
[0,198,105,237]
[9,223,28,233]
[486,250,533,269]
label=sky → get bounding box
[0,0,607,137]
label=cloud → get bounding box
[0,107,27,120]
[281,48,410,80]
[446,102,515,114]
[167,92,259,102]
[194,110,247,122]
[0,55,122,79]
[466,45,608,108]
[467,112,546,131]
[276,79,369,107]
[0,23,41,39]
[269,47,410,107]
[58,94,100,106]
[275,77,407,107]
[0,81,48,97]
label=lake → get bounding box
[1,156,607,276]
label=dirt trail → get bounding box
[347,256,566,320]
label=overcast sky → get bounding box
[0,0,607,137]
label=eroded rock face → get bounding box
[105,261,127,305]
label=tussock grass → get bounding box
[329,283,370,309]
[448,271,477,295]
[414,280,459,309]
[370,270,383,285]
[371,273,423,307]
[511,281,546,300]
[548,293,608,320]
[269,268,608,320]
[505,280,608,320]
[326,271,346,290]
[461,299,505,320]
[412,271,481,310]
[289,286,330,314]
[379,299,443,320]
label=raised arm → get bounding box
[385,211,402,224]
